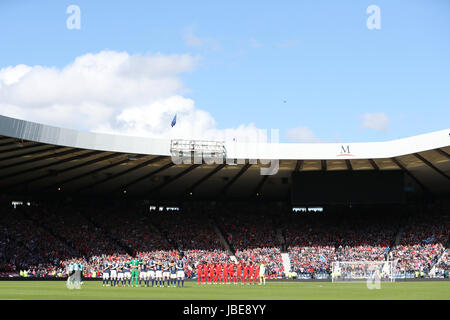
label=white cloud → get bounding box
[182,26,220,52]
[285,126,321,143]
[0,50,265,142]
[361,112,389,132]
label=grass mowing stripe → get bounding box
[0,281,448,300]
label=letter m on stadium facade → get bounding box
[337,145,353,157]
[341,145,350,154]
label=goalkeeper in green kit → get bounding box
[127,255,142,287]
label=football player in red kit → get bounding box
[229,263,235,284]
[249,262,254,285]
[253,263,260,285]
[243,263,249,285]
[209,264,214,284]
[202,263,206,284]
[214,263,220,284]
[223,262,228,284]
[224,263,228,284]
[237,262,242,285]
[197,263,203,284]
[206,263,211,284]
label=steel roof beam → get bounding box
[414,153,450,180]
[254,175,269,196]
[34,152,121,191]
[78,156,166,192]
[0,148,80,180]
[345,160,353,171]
[149,164,200,195]
[0,141,38,151]
[294,160,303,172]
[4,150,103,189]
[392,157,430,194]
[0,145,63,162]
[118,161,175,191]
[436,148,450,160]
[221,162,251,195]
[41,154,128,191]
[368,159,379,170]
[185,164,226,194]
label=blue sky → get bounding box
[0,0,449,143]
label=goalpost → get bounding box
[331,261,395,283]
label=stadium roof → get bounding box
[0,114,449,200]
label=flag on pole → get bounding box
[171,114,177,127]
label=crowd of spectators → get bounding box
[234,247,284,278]
[0,200,448,279]
[26,203,126,257]
[214,202,285,277]
[0,205,75,277]
[86,204,172,252]
[433,249,449,278]
[284,206,448,278]
[216,203,281,250]
[0,201,239,278]
[391,213,449,275]
[285,214,338,276]
[151,205,222,251]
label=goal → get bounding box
[331,261,395,282]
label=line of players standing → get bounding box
[197,261,266,285]
[102,256,186,288]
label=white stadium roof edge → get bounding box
[0,114,449,198]
[0,114,449,160]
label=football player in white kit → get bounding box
[169,261,177,287]
[111,260,118,287]
[139,260,148,287]
[176,254,186,287]
[117,260,124,287]
[148,258,156,287]
[124,260,131,287]
[102,261,111,286]
[155,259,163,287]
[162,260,170,287]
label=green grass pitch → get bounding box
[0,281,449,300]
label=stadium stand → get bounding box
[0,199,448,279]
[0,116,448,281]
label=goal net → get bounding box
[331,261,395,282]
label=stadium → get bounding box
[0,114,449,300]
[1,2,450,305]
